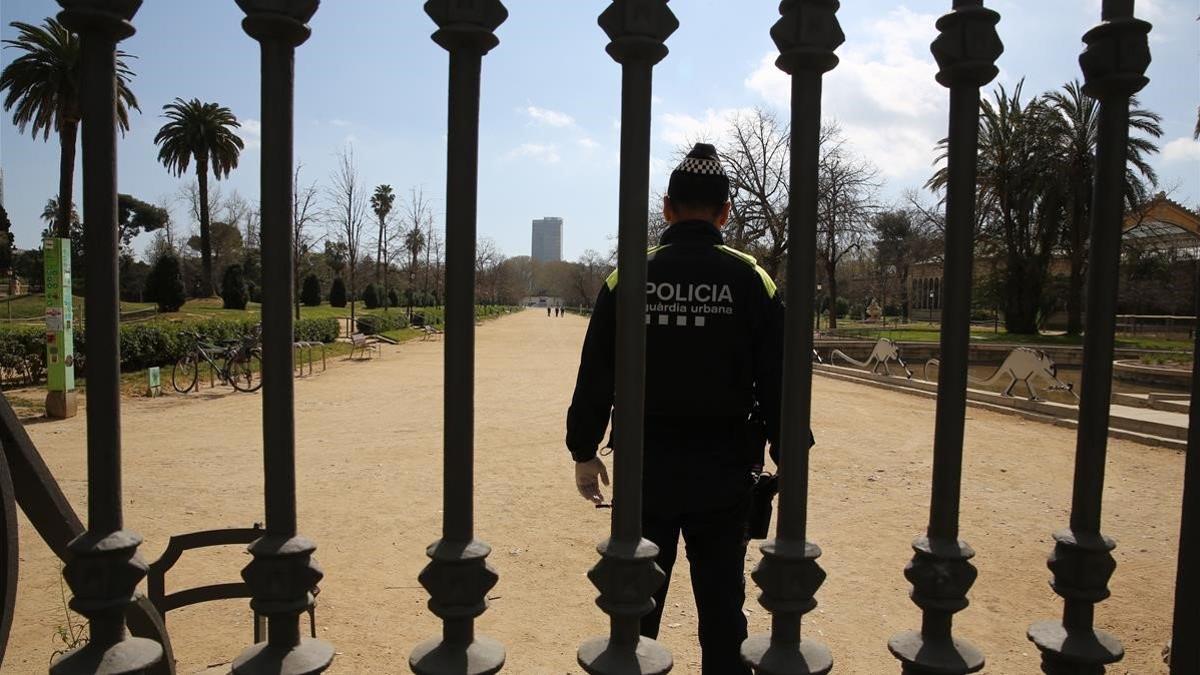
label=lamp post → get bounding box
[816,282,823,331]
[929,289,935,325]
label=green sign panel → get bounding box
[147,366,161,396]
[43,237,75,392]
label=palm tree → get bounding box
[370,184,395,303]
[153,97,243,296]
[41,197,78,227]
[404,225,425,317]
[1045,80,1162,335]
[1,18,139,238]
[930,82,1065,334]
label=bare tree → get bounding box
[720,109,792,277]
[398,186,432,315]
[476,237,503,305]
[428,223,445,304]
[572,249,611,307]
[327,145,369,322]
[815,125,879,328]
[293,163,324,319]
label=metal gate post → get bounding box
[576,3,677,675]
[232,3,334,674]
[740,2,840,674]
[1170,299,1200,674]
[50,2,163,673]
[410,2,508,674]
[1027,2,1151,673]
[888,3,1001,674]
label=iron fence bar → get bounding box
[1169,309,1198,674]
[741,2,841,673]
[1027,1,1150,672]
[889,3,1000,674]
[410,2,507,673]
[50,2,163,673]
[232,3,333,674]
[576,4,677,675]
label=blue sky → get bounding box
[1,0,1197,261]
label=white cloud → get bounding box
[1162,137,1200,163]
[745,7,946,179]
[524,105,575,128]
[241,118,262,151]
[659,108,754,147]
[577,137,601,151]
[1087,0,1167,23]
[504,143,561,164]
[330,119,351,127]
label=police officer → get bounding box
[566,143,783,674]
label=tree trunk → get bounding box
[1065,201,1087,335]
[56,121,78,239]
[826,260,839,330]
[1004,255,1043,334]
[197,157,214,297]
[1066,249,1085,335]
[376,217,384,285]
[294,250,302,321]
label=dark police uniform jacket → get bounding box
[565,219,785,511]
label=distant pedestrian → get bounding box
[547,306,552,317]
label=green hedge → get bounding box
[409,305,518,328]
[356,312,408,335]
[0,316,340,385]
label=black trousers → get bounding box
[640,496,752,675]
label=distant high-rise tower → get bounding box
[531,217,563,263]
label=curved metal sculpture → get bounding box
[830,338,913,378]
[0,443,16,668]
[925,347,1078,401]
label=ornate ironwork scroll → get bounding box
[740,2,842,673]
[49,2,163,673]
[232,3,334,674]
[576,2,677,675]
[409,2,508,674]
[1028,1,1151,672]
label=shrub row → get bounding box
[355,312,409,335]
[0,316,340,385]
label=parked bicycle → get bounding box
[172,326,263,393]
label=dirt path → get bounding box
[8,309,1183,673]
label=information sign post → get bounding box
[44,238,77,418]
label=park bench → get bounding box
[421,325,443,341]
[348,332,382,360]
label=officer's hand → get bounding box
[575,457,610,505]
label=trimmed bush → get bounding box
[362,283,381,309]
[295,317,339,343]
[222,264,249,310]
[329,277,347,308]
[0,315,341,386]
[388,288,400,307]
[145,253,186,312]
[356,312,408,335]
[301,274,322,306]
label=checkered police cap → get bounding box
[668,143,729,207]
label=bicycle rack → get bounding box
[292,342,327,377]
